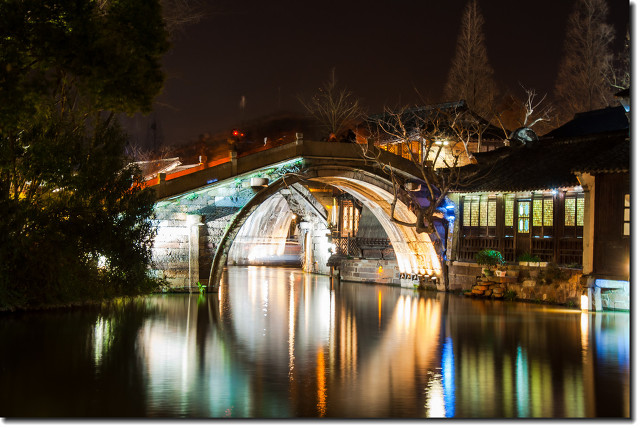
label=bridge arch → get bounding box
[208,165,442,291]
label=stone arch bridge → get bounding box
[150,137,449,291]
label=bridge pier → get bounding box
[187,215,203,289]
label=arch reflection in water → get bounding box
[132,270,631,418]
[0,267,628,418]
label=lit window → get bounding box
[463,200,471,226]
[518,201,530,233]
[624,194,630,236]
[576,197,584,226]
[470,197,479,227]
[354,207,360,235]
[488,199,496,227]
[505,194,514,227]
[565,197,575,226]
[479,199,487,226]
[533,199,542,227]
[543,199,554,227]
[564,194,584,227]
[463,195,496,234]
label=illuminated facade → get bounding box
[450,106,630,308]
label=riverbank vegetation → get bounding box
[0,0,169,310]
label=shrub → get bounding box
[504,290,517,301]
[518,253,541,263]
[475,249,505,268]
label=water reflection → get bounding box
[0,267,630,418]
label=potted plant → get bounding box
[475,249,505,277]
[518,253,542,267]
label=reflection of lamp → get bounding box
[581,294,589,311]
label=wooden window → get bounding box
[411,141,421,160]
[402,143,411,159]
[462,195,496,236]
[576,197,584,226]
[518,201,530,233]
[564,197,575,226]
[470,197,479,226]
[505,194,514,227]
[624,194,630,236]
[543,199,554,227]
[463,199,471,226]
[479,199,488,226]
[488,199,496,227]
[532,195,554,237]
[563,193,584,238]
[342,201,353,237]
[354,206,360,235]
[533,199,543,226]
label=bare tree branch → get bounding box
[298,68,364,139]
[554,0,615,121]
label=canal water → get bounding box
[0,266,630,418]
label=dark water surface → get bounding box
[0,267,630,418]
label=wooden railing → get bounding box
[458,235,582,266]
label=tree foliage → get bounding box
[554,0,616,121]
[0,0,169,309]
[443,0,497,119]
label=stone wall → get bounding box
[151,213,196,288]
[337,258,400,285]
[299,220,332,275]
[599,281,630,311]
[449,261,586,306]
[448,261,483,290]
[504,271,583,306]
[152,208,238,289]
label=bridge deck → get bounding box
[149,140,422,200]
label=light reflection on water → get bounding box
[0,266,630,418]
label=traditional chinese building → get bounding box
[448,106,630,308]
[367,100,506,167]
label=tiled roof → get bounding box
[453,130,629,193]
[544,106,628,138]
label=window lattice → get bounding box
[479,200,487,227]
[565,198,576,226]
[533,199,542,227]
[576,197,584,226]
[518,201,530,233]
[505,195,514,227]
[470,199,479,226]
[488,200,496,227]
[463,200,470,226]
[544,199,554,226]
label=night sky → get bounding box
[129,0,631,146]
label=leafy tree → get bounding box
[443,0,497,119]
[554,0,616,121]
[0,0,169,309]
